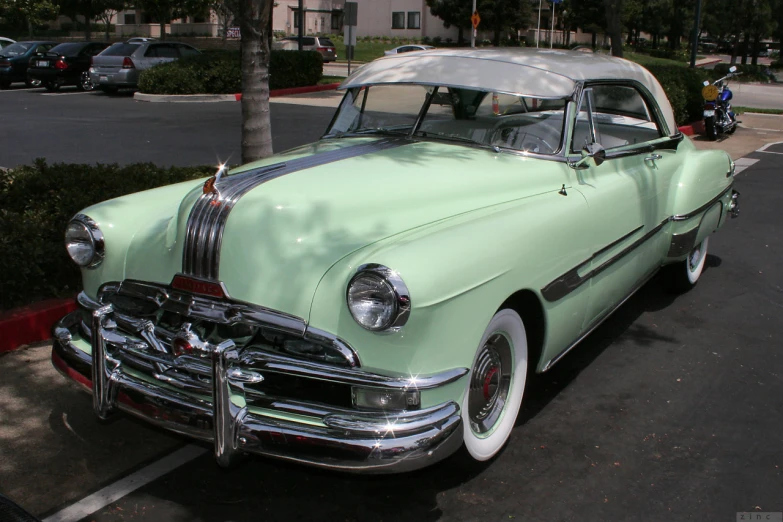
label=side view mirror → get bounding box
[571,143,606,169]
[729,65,738,73]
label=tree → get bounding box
[211,0,237,42]
[604,0,623,56]
[235,0,274,163]
[425,0,472,45]
[95,0,126,40]
[0,0,59,37]
[563,0,605,49]
[134,0,209,40]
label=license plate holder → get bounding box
[36,60,48,67]
[99,76,108,83]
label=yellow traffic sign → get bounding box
[471,11,480,30]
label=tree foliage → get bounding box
[426,0,532,45]
[134,0,210,39]
[0,0,59,37]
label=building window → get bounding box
[124,13,136,24]
[331,12,342,30]
[407,11,421,29]
[392,12,404,29]
[294,11,300,28]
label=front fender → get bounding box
[308,180,593,389]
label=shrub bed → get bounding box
[138,50,323,94]
[0,161,213,310]
[646,65,711,125]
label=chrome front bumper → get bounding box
[52,302,465,473]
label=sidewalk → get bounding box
[0,343,185,516]
[690,112,783,159]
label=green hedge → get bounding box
[713,63,772,82]
[646,65,711,125]
[138,50,323,94]
[0,161,213,310]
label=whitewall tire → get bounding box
[686,237,709,284]
[462,309,528,461]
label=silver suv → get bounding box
[276,36,337,62]
[89,41,200,93]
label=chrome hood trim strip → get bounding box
[182,138,410,281]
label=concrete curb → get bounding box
[0,298,76,353]
[134,82,341,103]
[678,121,705,136]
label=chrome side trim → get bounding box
[672,184,734,221]
[542,221,661,302]
[542,268,659,371]
[182,138,410,281]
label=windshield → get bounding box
[0,42,32,56]
[326,85,567,155]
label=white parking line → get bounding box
[733,157,760,174]
[756,141,783,153]
[0,87,39,93]
[42,444,207,522]
[40,91,94,96]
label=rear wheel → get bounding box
[705,116,716,140]
[664,237,710,293]
[25,78,41,88]
[462,309,528,461]
[78,72,94,91]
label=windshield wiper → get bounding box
[413,130,483,146]
[324,128,409,139]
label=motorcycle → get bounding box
[701,65,740,140]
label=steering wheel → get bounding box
[490,122,558,153]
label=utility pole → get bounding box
[689,0,702,68]
[298,0,304,51]
[536,0,542,48]
[471,0,476,48]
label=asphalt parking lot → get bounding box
[0,86,338,168]
[1,86,782,521]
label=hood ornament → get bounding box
[203,163,228,197]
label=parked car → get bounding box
[277,35,337,62]
[89,41,200,93]
[53,48,739,474]
[699,37,719,53]
[383,44,434,56]
[126,37,157,43]
[0,41,56,89]
[0,37,15,50]
[27,41,110,91]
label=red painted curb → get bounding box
[678,120,705,136]
[0,298,76,353]
[235,82,341,102]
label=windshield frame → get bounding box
[323,82,573,161]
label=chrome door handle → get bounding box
[644,153,662,162]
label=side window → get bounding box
[144,45,159,57]
[303,37,315,46]
[177,44,199,57]
[572,84,662,152]
[35,45,51,54]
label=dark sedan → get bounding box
[0,41,56,89]
[27,41,110,91]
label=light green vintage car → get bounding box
[53,48,739,473]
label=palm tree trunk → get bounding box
[238,0,274,164]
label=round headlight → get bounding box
[346,265,410,332]
[65,214,104,268]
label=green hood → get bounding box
[114,139,566,320]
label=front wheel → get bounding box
[705,116,716,140]
[25,78,41,88]
[462,309,528,461]
[664,237,710,293]
[44,81,60,92]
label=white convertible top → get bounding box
[341,48,677,135]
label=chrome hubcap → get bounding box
[688,241,705,272]
[468,333,512,435]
